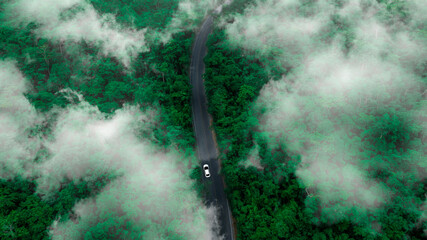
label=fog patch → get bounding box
[0,61,221,239]
[0,60,40,179]
[33,103,220,239]
[229,0,426,228]
[214,0,233,14]
[50,183,222,239]
[224,0,333,68]
[240,143,263,170]
[160,0,229,43]
[8,0,147,67]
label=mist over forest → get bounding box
[0,0,426,240]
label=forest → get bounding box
[205,0,426,239]
[0,0,426,239]
[0,0,209,239]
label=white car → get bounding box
[203,164,211,178]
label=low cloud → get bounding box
[0,60,40,179]
[50,174,221,239]
[8,0,147,66]
[160,0,228,43]
[43,103,221,239]
[0,61,221,239]
[240,142,263,170]
[224,0,333,69]
[6,0,234,65]
[228,0,426,229]
[43,104,221,239]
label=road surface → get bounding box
[189,16,235,240]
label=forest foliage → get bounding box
[0,0,425,239]
[0,0,206,239]
[205,0,426,239]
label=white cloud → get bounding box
[160,0,227,43]
[0,60,40,179]
[240,143,263,170]
[41,103,221,239]
[9,0,147,66]
[407,0,427,23]
[225,0,333,67]
[295,138,389,221]
[50,174,221,240]
[0,61,220,239]
[228,0,426,227]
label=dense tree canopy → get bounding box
[204,0,426,239]
[0,0,425,239]
[0,0,201,239]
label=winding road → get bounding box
[189,16,235,240]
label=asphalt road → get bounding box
[189,16,235,240]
